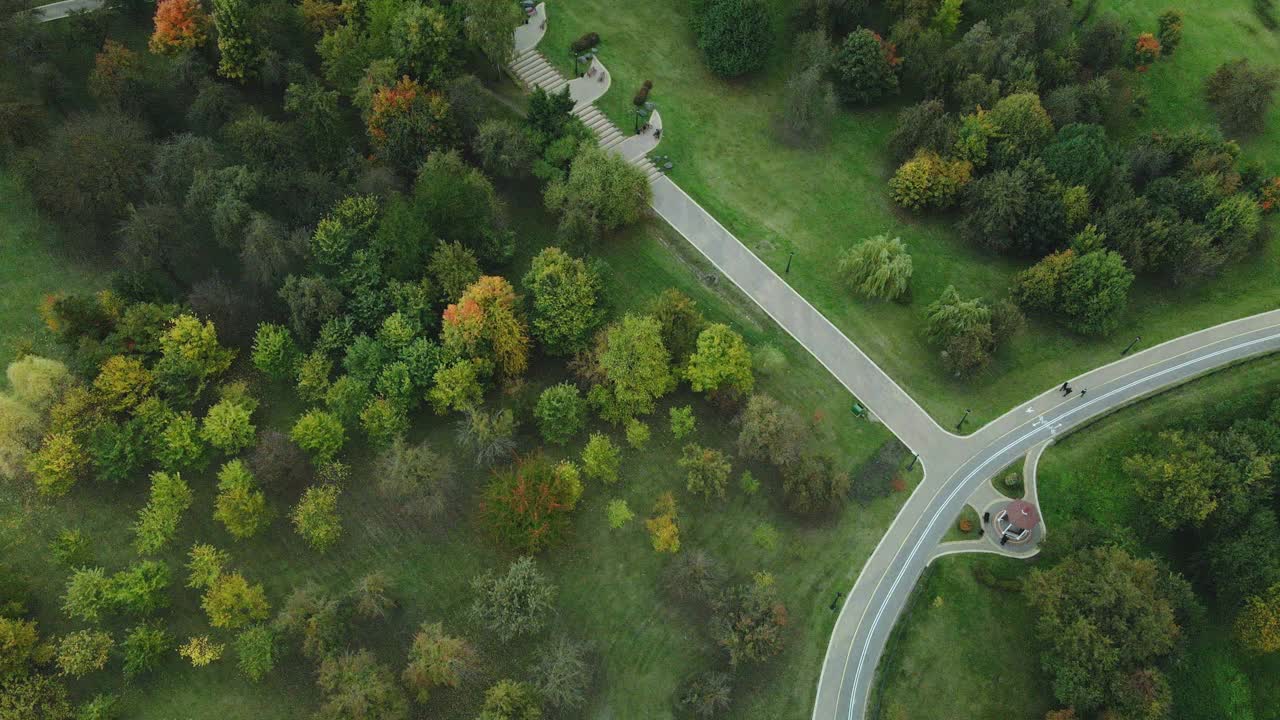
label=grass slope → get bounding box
[539,0,1280,429]
[874,354,1280,720]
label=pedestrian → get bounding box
[1079,389,1087,398]
[999,536,1008,546]
[1059,382,1068,394]
[982,511,990,524]
[978,529,985,538]
[1064,385,1073,397]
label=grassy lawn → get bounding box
[870,553,1051,720]
[0,170,922,717]
[539,0,1280,429]
[0,168,100,370]
[873,353,1280,720]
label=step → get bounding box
[573,104,600,119]
[543,77,567,94]
[601,133,627,150]
[528,66,559,85]
[586,115,612,132]
[513,53,543,74]
[519,60,551,79]
[597,127,622,145]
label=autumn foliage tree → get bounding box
[367,76,455,173]
[442,275,529,380]
[149,0,210,55]
[481,453,581,553]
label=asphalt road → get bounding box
[31,0,104,21]
[813,317,1280,720]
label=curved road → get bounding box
[811,314,1280,720]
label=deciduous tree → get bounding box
[291,484,343,552]
[402,622,475,703]
[470,557,556,642]
[837,235,914,300]
[523,247,606,356]
[149,0,209,55]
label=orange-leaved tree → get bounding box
[149,0,210,55]
[442,275,528,380]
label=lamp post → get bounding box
[956,408,971,431]
[634,101,655,134]
[907,453,919,471]
[1122,336,1141,355]
[785,251,794,274]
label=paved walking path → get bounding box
[32,0,102,21]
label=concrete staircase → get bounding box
[509,48,663,183]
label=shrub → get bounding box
[669,405,696,439]
[582,433,621,484]
[1133,33,1161,69]
[186,544,229,590]
[234,625,278,682]
[27,432,86,497]
[63,567,113,623]
[606,499,634,529]
[633,80,653,107]
[470,557,556,642]
[753,523,780,550]
[570,32,600,54]
[481,453,578,553]
[837,235,914,300]
[179,635,224,666]
[625,419,651,449]
[403,622,474,703]
[109,560,171,616]
[1157,10,1184,55]
[1205,59,1279,136]
[710,572,788,665]
[832,28,900,105]
[49,529,92,568]
[646,492,680,553]
[740,470,760,495]
[694,0,773,78]
[680,444,732,501]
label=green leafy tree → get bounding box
[403,622,475,703]
[837,235,914,300]
[442,275,530,381]
[711,572,788,666]
[1235,582,1280,654]
[291,484,343,552]
[685,324,754,397]
[122,623,170,678]
[201,398,256,454]
[234,624,279,682]
[986,92,1055,166]
[544,145,652,244]
[651,289,708,364]
[1205,59,1279,136]
[476,679,542,720]
[456,408,517,468]
[582,434,621,485]
[680,444,732,500]
[251,323,299,380]
[186,543,229,590]
[415,151,509,263]
[463,0,523,75]
[315,650,409,720]
[132,471,194,555]
[326,375,372,426]
[109,560,171,616]
[523,247,606,356]
[429,240,482,303]
[1156,10,1183,55]
[27,432,86,497]
[359,397,409,448]
[0,617,39,678]
[291,410,346,463]
[779,63,838,146]
[391,3,455,82]
[470,557,556,642]
[63,567,113,623]
[429,359,487,415]
[1026,546,1194,712]
[534,383,586,446]
[154,314,235,402]
[202,571,270,629]
[56,630,113,677]
[693,0,773,78]
[214,459,272,539]
[89,419,148,485]
[296,351,333,403]
[212,0,258,81]
[1123,430,1268,529]
[889,151,972,211]
[679,670,732,718]
[832,28,900,105]
[156,411,207,472]
[92,355,152,412]
[925,286,995,377]
[475,119,537,178]
[588,314,674,423]
[1058,249,1134,335]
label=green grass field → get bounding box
[0,165,921,717]
[874,353,1280,720]
[540,0,1280,429]
[0,169,99,370]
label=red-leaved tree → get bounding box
[149,0,210,55]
